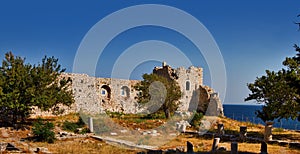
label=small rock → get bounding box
[169,133,177,136]
[6,143,19,151]
[35,147,50,153]
[1,129,9,138]
[176,146,185,152]
[0,143,8,152]
[110,132,117,136]
[151,133,158,137]
[120,129,128,133]
[76,128,83,133]
[152,130,157,134]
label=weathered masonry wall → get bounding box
[32,63,223,116]
[153,62,223,115]
[63,73,140,114]
[153,63,203,111]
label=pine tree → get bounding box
[245,46,300,122]
[0,52,74,125]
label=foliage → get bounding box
[32,118,55,143]
[134,73,182,119]
[79,127,91,134]
[273,128,284,132]
[190,112,203,128]
[245,45,300,122]
[142,112,166,119]
[62,117,86,132]
[0,52,74,124]
[106,111,125,118]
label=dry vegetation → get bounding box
[1,113,299,154]
[32,138,137,154]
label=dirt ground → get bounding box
[0,114,299,153]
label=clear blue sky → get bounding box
[0,1,299,104]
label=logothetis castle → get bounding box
[33,62,223,117]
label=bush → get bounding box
[79,127,91,134]
[62,121,78,132]
[62,117,86,133]
[32,118,55,143]
[142,112,166,119]
[191,112,203,129]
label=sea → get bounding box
[223,104,300,130]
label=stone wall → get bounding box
[152,62,222,115]
[31,62,223,117]
[66,73,140,114]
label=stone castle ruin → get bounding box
[32,62,223,117]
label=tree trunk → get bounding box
[12,113,17,126]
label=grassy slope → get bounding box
[1,113,299,154]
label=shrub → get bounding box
[62,121,78,132]
[62,117,86,133]
[142,112,166,119]
[32,118,55,143]
[79,127,91,134]
[191,112,203,129]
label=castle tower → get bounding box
[153,63,203,111]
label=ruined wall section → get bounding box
[152,63,204,111]
[152,63,223,116]
[39,73,141,115]
[198,85,223,116]
[153,64,178,81]
[97,78,140,113]
[31,63,223,117]
[206,93,224,116]
[70,73,103,114]
[175,66,203,111]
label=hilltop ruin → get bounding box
[32,62,223,117]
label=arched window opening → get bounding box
[101,85,111,100]
[186,81,190,91]
[121,86,130,98]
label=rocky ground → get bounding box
[0,114,299,154]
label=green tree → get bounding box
[134,73,181,119]
[245,45,300,122]
[0,52,74,125]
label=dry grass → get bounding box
[31,138,138,154]
[1,113,300,153]
[159,134,300,154]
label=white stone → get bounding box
[152,130,157,134]
[120,129,128,133]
